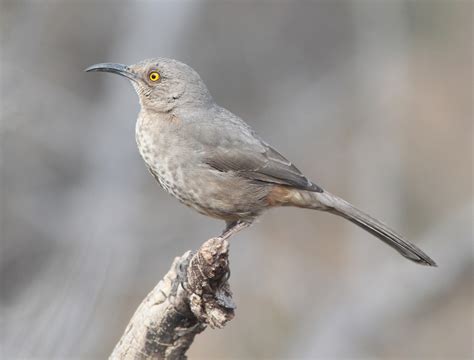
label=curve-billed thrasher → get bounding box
[86,58,436,266]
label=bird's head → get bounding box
[85,58,212,112]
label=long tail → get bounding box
[290,190,437,266]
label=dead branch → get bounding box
[109,237,234,360]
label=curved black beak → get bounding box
[84,63,137,81]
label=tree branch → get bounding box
[110,237,235,360]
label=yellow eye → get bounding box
[148,71,160,82]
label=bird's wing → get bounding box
[205,142,322,192]
[193,108,322,192]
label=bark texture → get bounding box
[110,238,234,360]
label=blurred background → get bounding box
[1,0,472,359]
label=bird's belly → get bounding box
[146,158,270,221]
[152,168,196,210]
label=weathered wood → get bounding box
[110,238,234,360]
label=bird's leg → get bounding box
[219,220,252,240]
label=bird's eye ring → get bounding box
[148,71,160,82]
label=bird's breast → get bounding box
[135,111,184,166]
[135,112,193,198]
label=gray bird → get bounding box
[85,58,436,266]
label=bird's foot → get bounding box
[218,220,252,240]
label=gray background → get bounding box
[1,0,472,359]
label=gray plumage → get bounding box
[85,58,436,266]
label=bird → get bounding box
[85,58,436,266]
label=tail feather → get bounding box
[311,191,437,266]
